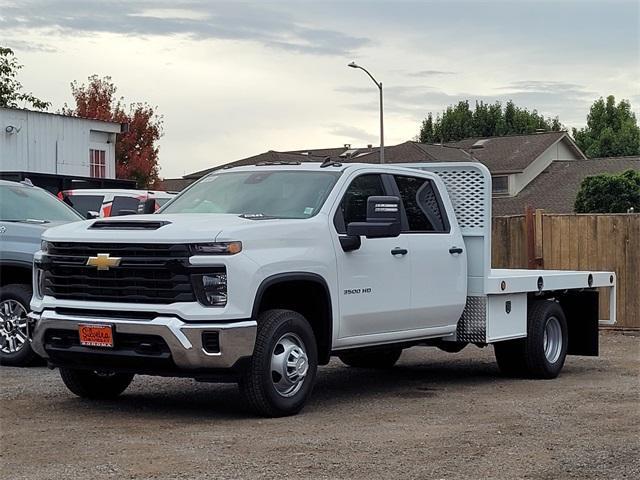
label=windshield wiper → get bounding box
[239,213,277,220]
[2,219,51,224]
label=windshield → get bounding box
[0,184,83,222]
[160,170,341,219]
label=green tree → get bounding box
[418,99,561,143]
[574,169,640,213]
[0,46,49,110]
[572,95,640,158]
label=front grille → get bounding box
[42,243,196,304]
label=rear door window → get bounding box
[393,175,449,233]
[64,195,104,218]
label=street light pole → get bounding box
[348,61,384,164]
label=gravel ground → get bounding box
[1,332,638,480]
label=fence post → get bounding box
[525,206,544,269]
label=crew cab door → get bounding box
[391,174,466,329]
[332,173,411,338]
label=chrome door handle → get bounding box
[391,248,408,256]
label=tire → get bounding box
[239,309,318,417]
[338,346,402,369]
[0,283,41,367]
[494,300,568,379]
[59,368,134,399]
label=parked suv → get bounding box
[0,180,83,366]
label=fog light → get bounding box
[193,272,227,307]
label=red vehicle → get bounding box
[61,189,176,218]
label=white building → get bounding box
[0,107,124,179]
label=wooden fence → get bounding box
[492,213,640,329]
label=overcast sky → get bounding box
[2,0,638,178]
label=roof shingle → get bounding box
[493,156,640,215]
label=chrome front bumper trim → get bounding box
[29,310,257,370]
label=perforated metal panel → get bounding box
[432,169,486,231]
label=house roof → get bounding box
[183,141,471,179]
[447,131,585,173]
[0,106,124,131]
[493,156,640,215]
[183,150,329,179]
[181,132,586,181]
[159,177,195,191]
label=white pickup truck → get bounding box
[30,161,616,416]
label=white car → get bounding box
[30,162,615,416]
[61,189,176,218]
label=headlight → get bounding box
[190,242,242,255]
[192,271,227,307]
[40,240,50,253]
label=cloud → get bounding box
[0,39,57,53]
[0,0,369,56]
[340,80,596,127]
[327,124,376,143]
[407,70,456,77]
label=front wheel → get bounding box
[240,309,318,417]
[0,284,41,367]
[59,368,134,399]
[494,300,568,379]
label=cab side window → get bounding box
[334,174,385,234]
[394,175,448,232]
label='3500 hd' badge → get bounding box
[343,288,372,295]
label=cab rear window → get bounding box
[64,195,104,217]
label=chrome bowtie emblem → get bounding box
[86,253,121,271]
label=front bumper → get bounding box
[30,309,257,371]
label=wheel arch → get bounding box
[528,290,599,356]
[0,261,32,288]
[252,272,333,365]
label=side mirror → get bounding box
[86,210,100,219]
[346,195,401,239]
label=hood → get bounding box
[0,220,75,263]
[41,214,268,244]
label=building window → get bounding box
[492,175,509,196]
[89,149,106,178]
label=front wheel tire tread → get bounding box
[239,309,318,417]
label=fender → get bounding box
[252,272,334,364]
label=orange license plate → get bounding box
[78,324,114,348]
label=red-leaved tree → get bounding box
[63,75,163,188]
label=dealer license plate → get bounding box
[78,324,114,348]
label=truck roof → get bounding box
[210,161,423,175]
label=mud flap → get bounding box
[560,290,599,356]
